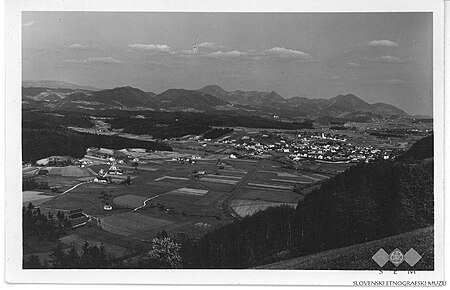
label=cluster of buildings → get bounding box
[211,131,397,164]
[288,144,392,163]
[174,155,202,164]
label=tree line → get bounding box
[22,111,172,162]
[107,113,313,139]
[23,203,71,242]
[23,205,183,269]
[24,221,183,269]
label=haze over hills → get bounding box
[22,81,413,119]
[23,80,100,91]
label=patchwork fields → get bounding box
[23,150,340,259]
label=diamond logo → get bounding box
[372,248,389,267]
[389,248,404,267]
[404,248,422,267]
[373,248,422,268]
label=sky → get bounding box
[22,12,432,116]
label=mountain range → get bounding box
[22,81,412,119]
[199,85,409,118]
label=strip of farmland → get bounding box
[154,176,189,181]
[301,175,321,181]
[200,177,238,185]
[195,191,226,206]
[259,170,323,181]
[271,178,311,184]
[204,174,242,180]
[313,173,329,179]
[166,187,209,196]
[219,169,247,175]
[100,212,173,236]
[247,182,293,190]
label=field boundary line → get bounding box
[204,174,242,180]
[219,169,247,174]
[60,181,91,196]
[133,194,163,211]
[86,167,97,176]
[222,160,264,219]
[301,175,320,181]
[245,185,293,192]
[313,173,329,179]
[200,177,238,185]
[247,182,293,190]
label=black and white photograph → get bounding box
[3,0,447,287]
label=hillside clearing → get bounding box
[258,227,434,270]
[230,199,297,218]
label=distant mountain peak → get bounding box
[263,91,284,102]
[201,84,227,92]
[266,91,283,98]
[92,86,156,108]
[108,86,144,92]
[197,85,230,101]
[329,94,371,108]
[198,85,229,95]
[331,94,360,101]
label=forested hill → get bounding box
[22,111,172,162]
[107,112,313,139]
[295,157,433,256]
[397,134,433,161]
[180,135,434,269]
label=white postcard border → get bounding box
[4,0,446,286]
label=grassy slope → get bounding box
[257,226,433,270]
